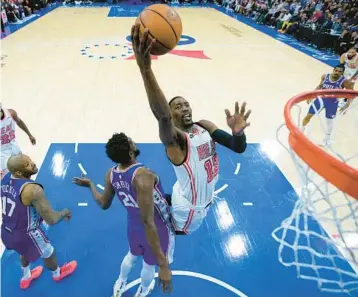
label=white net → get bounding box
[272,94,358,295]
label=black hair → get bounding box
[168,96,183,107]
[334,64,345,71]
[106,133,132,164]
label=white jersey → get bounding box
[343,53,358,81]
[1,109,20,171]
[1,109,16,151]
[172,124,219,210]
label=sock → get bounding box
[118,251,138,282]
[325,118,334,140]
[52,267,60,278]
[140,261,155,291]
[22,265,31,280]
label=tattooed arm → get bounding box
[21,184,70,225]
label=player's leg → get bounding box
[302,97,324,130]
[320,98,339,147]
[113,233,141,297]
[29,228,77,282]
[1,227,44,289]
[19,255,43,289]
[135,261,156,297]
[113,251,139,297]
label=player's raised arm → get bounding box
[198,102,250,153]
[72,170,115,210]
[22,184,71,226]
[131,25,184,152]
[9,109,36,145]
[315,75,326,90]
[339,54,345,64]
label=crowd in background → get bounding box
[1,0,49,24]
[220,0,358,54]
[2,0,358,55]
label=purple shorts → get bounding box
[128,224,175,265]
[308,97,339,119]
[1,227,54,262]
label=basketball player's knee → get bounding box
[42,244,55,259]
[124,251,138,265]
[142,260,155,276]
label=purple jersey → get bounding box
[321,74,345,89]
[110,163,172,231]
[1,172,42,233]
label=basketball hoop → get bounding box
[272,90,358,294]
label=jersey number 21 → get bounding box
[119,192,139,208]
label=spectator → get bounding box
[278,11,303,33]
[334,29,351,54]
[276,9,292,29]
[331,17,343,34]
[320,12,333,32]
[222,0,357,55]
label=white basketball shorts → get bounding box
[1,141,21,171]
[170,181,211,235]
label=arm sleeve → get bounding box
[211,129,247,153]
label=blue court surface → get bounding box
[2,143,356,297]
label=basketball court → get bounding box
[1,3,357,297]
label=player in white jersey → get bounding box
[339,47,358,110]
[340,47,358,84]
[131,25,251,235]
[1,104,36,175]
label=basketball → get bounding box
[135,4,183,56]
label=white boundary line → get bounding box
[214,184,228,195]
[121,270,249,297]
[78,163,87,175]
[234,163,241,175]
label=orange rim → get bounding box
[284,89,358,199]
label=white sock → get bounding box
[52,266,60,278]
[140,261,155,291]
[22,265,31,280]
[325,118,334,140]
[118,251,138,282]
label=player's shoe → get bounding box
[20,266,44,289]
[318,135,331,148]
[112,278,127,297]
[52,261,77,282]
[135,280,155,297]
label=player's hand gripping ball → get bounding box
[135,4,183,55]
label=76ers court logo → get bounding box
[80,35,210,60]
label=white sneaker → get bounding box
[134,280,155,297]
[112,278,127,297]
[318,136,331,148]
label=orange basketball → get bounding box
[135,4,183,56]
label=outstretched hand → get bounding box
[225,101,251,135]
[131,24,156,70]
[72,174,91,188]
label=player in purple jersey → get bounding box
[72,132,174,297]
[301,65,353,147]
[1,154,77,290]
